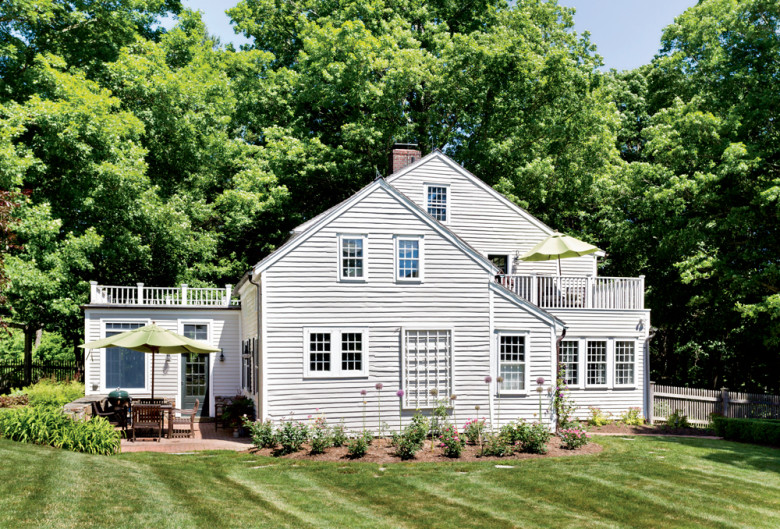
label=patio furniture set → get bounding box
[91,395,199,442]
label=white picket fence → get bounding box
[650,383,780,426]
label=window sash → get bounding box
[559,340,579,386]
[304,329,368,378]
[498,335,526,392]
[586,341,608,386]
[183,323,208,341]
[614,341,635,385]
[339,236,367,280]
[426,186,448,222]
[105,322,145,389]
[403,329,451,408]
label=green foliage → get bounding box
[220,395,255,429]
[437,424,464,458]
[406,411,429,445]
[499,421,530,445]
[519,423,552,454]
[346,432,369,459]
[559,426,590,450]
[587,407,612,427]
[665,410,690,429]
[619,408,645,426]
[244,418,276,449]
[392,425,424,460]
[463,418,486,445]
[309,416,332,455]
[711,417,780,447]
[331,421,348,448]
[275,419,309,454]
[480,432,513,457]
[553,365,578,429]
[0,406,120,455]
[20,379,84,407]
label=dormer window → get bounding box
[338,234,368,281]
[426,184,449,223]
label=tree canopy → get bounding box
[0,0,777,391]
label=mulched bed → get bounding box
[589,423,713,436]
[247,437,602,463]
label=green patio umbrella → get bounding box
[519,232,602,275]
[80,323,220,400]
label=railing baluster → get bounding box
[495,274,644,310]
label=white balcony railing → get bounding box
[89,282,239,307]
[496,274,645,310]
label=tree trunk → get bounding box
[23,326,33,386]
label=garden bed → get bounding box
[589,423,712,436]
[247,436,602,463]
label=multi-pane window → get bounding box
[105,322,145,389]
[559,340,579,386]
[488,254,509,274]
[615,341,636,385]
[182,324,209,398]
[498,335,526,392]
[396,237,422,281]
[403,330,451,408]
[339,236,366,279]
[304,329,368,377]
[183,324,208,341]
[426,185,448,222]
[586,341,608,386]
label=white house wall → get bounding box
[389,155,596,276]
[83,308,240,416]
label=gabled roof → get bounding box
[489,281,567,328]
[250,178,499,277]
[386,150,556,235]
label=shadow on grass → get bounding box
[651,435,780,474]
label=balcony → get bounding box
[89,282,239,307]
[495,274,645,310]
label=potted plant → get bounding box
[221,395,255,436]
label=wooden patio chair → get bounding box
[170,399,199,439]
[131,404,164,442]
[214,396,232,431]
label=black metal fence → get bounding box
[0,360,80,392]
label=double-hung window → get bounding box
[104,322,145,390]
[426,184,449,223]
[586,340,608,386]
[614,341,636,386]
[395,235,424,282]
[304,328,368,378]
[559,340,579,386]
[402,329,452,408]
[338,235,367,281]
[497,333,528,393]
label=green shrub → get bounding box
[221,395,255,429]
[309,416,332,455]
[463,418,486,445]
[712,417,780,447]
[331,421,348,447]
[347,433,369,458]
[481,432,513,457]
[438,424,464,458]
[275,418,309,454]
[393,426,424,460]
[665,409,690,429]
[19,379,84,407]
[519,423,551,454]
[559,426,590,450]
[245,418,276,449]
[587,406,611,427]
[407,411,429,445]
[619,407,645,426]
[500,421,531,445]
[0,406,120,455]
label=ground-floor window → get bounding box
[586,340,608,386]
[403,329,452,408]
[105,322,145,389]
[303,328,369,378]
[559,340,579,386]
[614,341,636,386]
[497,333,526,392]
[242,337,257,393]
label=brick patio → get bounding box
[120,422,253,453]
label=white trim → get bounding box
[489,281,566,327]
[337,234,369,282]
[495,330,531,396]
[559,339,583,389]
[98,318,151,394]
[401,327,454,409]
[584,339,610,389]
[387,151,555,235]
[302,327,370,379]
[178,319,212,411]
[394,234,424,283]
[613,339,638,389]
[260,271,268,420]
[423,182,450,225]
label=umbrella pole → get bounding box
[151,346,156,401]
[558,256,562,276]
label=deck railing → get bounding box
[90,282,239,307]
[495,274,645,310]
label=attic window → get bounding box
[426,185,449,223]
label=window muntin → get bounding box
[586,340,608,386]
[395,236,424,282]
[183,323,208,341]
[105,322,145,389]
[614,341,635,385]
[403,330,451,408]
[426,185,448,222]
[498,335,526,392]
[339,235,367,280]
[304,328,368,378]
[560,340,579,386]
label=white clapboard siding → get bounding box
[388,153,596,276]
[239,280,258,340]
[548,308,651,420]
[82,308,240,416]
[262,184,510,431]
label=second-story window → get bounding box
[426,185,448,222]
[339,235,367,281]
[396,236,424,282]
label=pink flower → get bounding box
[396,389,404,398]
[375,383,384,390]
[360,389,367,396]
[536,377,545,386]
[484,376,493,384]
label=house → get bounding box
[83,146,650,429]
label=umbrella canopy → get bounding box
[80,323,220,399]
[519,232,601,275]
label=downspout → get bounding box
[248,272,262,418]
[644,326,657,424]
[554,327,567,432]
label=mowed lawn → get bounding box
[0,436,778,529]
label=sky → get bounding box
[172,0,698,71]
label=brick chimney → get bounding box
[389,143,422,174]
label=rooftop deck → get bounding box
[89,282,240,308]
[496,274,645,310]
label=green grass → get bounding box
[0,436,778,529]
